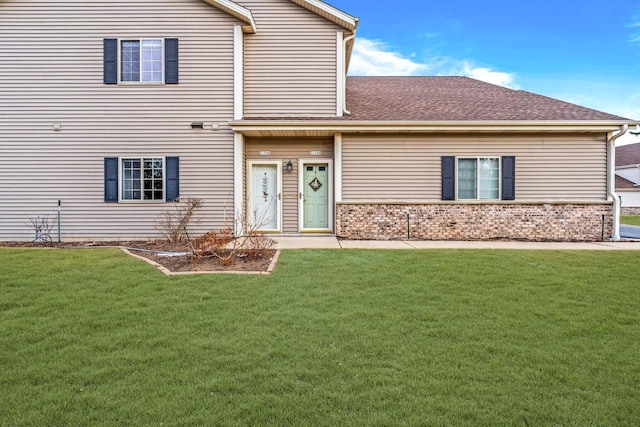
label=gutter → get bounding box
[342,29,357,115]
[230,120,634,135]
[608,124,628,241]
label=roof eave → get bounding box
[231,120,634,137]
[289,0,358,31]
[201,0,257,33]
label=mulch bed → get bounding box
[0,240,277,274]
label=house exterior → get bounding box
[615,142,640,214]
[0,0,636,242]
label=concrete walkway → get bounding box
[272,236,640,250]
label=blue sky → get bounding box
[329,0,640,121]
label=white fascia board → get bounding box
[289,0,358,30]
[230,120,633,135]
[202,0,257,33]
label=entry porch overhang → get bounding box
[230,119,633,138]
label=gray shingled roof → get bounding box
[343,76,628,121]
[616,142,640,167]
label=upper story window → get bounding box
[121,40,163,83]
[103,38,178,85]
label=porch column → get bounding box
[234,131,244,236]
[334,133,342,202]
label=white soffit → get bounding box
[201,0,257,33]
[230,120,631,137]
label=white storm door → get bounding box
[249,161,281,232]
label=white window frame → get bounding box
[456,156,501,201]
[298,158,334,233]
[118,156,166,202]
[118,38,165,84]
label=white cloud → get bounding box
[348,37,518,89]
[459,62,518,88]
[349,38,430,76]
[629,14,640,42]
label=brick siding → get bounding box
[336,202,613,242]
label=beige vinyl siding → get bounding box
[0,0,241,241]
[239,0,341,117]
[342,134,608,202]
[246,138,333,233]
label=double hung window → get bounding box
[441,155,515,201]
[121,158,164,201]
[121,40,163,83]
[457,157,500,200]
[103,38,178,84]
[104,156,179,203]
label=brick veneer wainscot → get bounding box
[336,202,613,242]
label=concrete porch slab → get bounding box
[272,236,341,249]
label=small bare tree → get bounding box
[155,197,204,244]
[189,201,275,265]
[27,215,57,245]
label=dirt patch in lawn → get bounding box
[0,240,278,274]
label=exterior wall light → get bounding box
[286,160,293,173]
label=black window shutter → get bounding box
[164,38,179,84]
[104,157,119,202]
[166,157,179,201]
[441,156,456,200]
[501,156,516,200]
[103,38,118,84]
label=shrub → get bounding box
[155,197,203,244]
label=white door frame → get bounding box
[247,160,282,233]
[298,158,334,233]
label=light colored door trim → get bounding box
[298,158,334,233]
[247,160,282,233]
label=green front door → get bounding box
[303,164,329,229]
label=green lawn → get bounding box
[1,248,639,426]
[621,215,640,226]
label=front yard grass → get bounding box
[621,215,640,226]
[1,248,639,425]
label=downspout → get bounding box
[608,124,628,241]
[342,30,356,115]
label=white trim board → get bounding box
[298,158,334,233]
